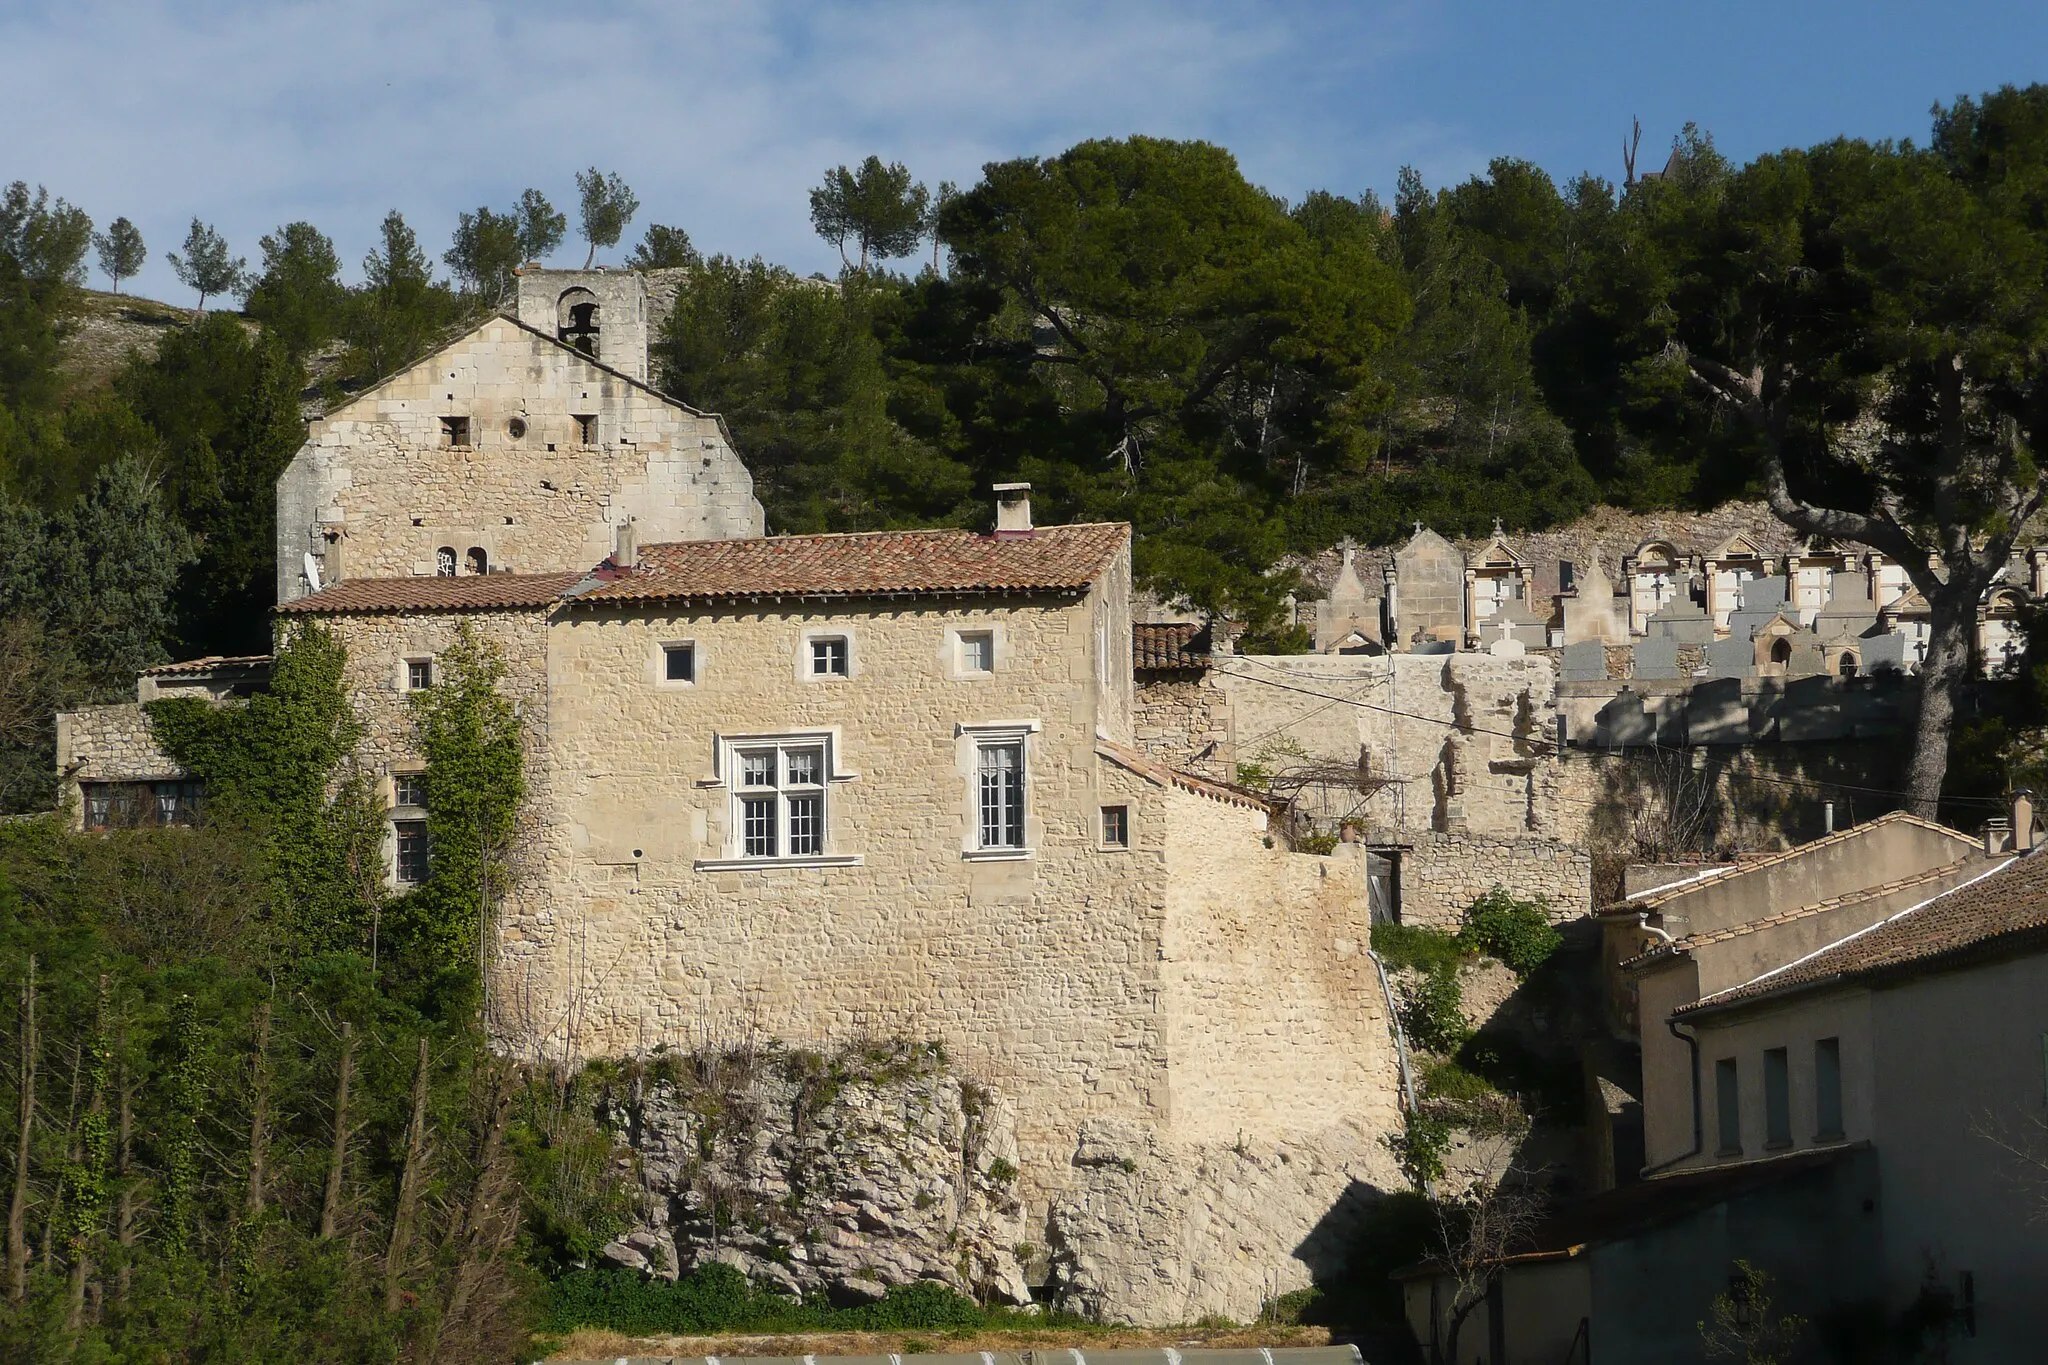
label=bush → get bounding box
[1388,1111,1452,1187]
[542,1264,1018,1337]
[1458,886,1562,977]
[1399,961,1470,1053]
[1370,921,1472,974]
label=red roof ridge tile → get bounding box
[1095,738,1272,813]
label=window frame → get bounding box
[949,626,999,678]
[658,640,697,687]
[1100,804,1131,850]
[393,818,431,886]
[1814,1037,1844,1141]
[958,720,1040,860]
[809,635,850,679]
[1763,1047,1792,1148]
[404,657,434,692]
[1714,1057,1742,1156]
[694,730,861,871]
[439,415,471,449]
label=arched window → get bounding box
[436,547,457,577]
[466,547,489,575]
[1839,653,1859,679]
[557,287,599,358]
[1770,637,1792,665]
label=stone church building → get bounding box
[57,268,1407,1324]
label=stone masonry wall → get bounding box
[1132,676,1232,782]
[276,317,763,604]
[1386,830,1592,928]
[56,703,182,786]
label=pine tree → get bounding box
[165,218,246,313]
[93,217,146,294]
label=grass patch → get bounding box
[1369,921,1472,973]
[543,1265,1077,1338]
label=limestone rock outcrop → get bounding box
[596,1042,1033,1307]
[1044,1117,1403,1326]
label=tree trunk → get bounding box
[383,1037,431,1314]
[428,1064,517,1365]
[1906,594,1977,818]
[115,1066,134,1306]
[41,1040,82,1274]
[8,956,34,1301]
[244,1003,273,1221]
[319,1023,355,1239]
[65,1078,103,1333]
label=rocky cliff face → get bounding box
[595,1040,1033,1307]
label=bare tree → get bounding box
[1431,1173,1548,1365]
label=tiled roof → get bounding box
[575,524,1128,604]
[1619,858,1982,972]
[1675,851,2044,1019]
[1595,810,1976,919]
[1133,622,1210,671]
[276,572,586,615]
[141,654,272,677]
[1095,739,1272,813]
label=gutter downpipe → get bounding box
[1641,1017,1702,1177]
[1369,948,1430,1197]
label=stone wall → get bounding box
[54,703,185,821]
[1132,676,1232,782]
[276,316,763,604]
[1382,830,1592,929]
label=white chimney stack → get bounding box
[615,518,637,568]
[994,482,1033,536]
[2014,790,2036,851]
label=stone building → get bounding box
[57,280,1410,1322]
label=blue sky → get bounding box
[5,0,2045,303]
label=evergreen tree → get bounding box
[92,217,145,295]
[514,187,566,262]
[0,182,92,414]
[444,205,523,305]
[627,223,698,270]
[43,457,195,691]
[809,157,929,268]
[574,169,639,268]
[165,218,246,313]
[244,221,345,360]
[344,210,460,381]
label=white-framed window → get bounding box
[393,772,427,810]
[695,731,861,870]
[405,657,434,691]
[959,721,1039,858]
[959,630,994,674]
[810,635,849,677]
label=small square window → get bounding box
[394,819,430,885]
[1101,805,1130,848]
[959,631,995,674]
[664,643,695,683]
[440,416,470,447]
[406,659,433,691]
[393,773,426,809]
[574,414,597,445]
[810,637,849,677]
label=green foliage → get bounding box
[1398,960,1470,1054]
[514,188,568,263]
[344,209,467,381]
[810,156,931,268]
[543,1263,1042,1337]
[1389,1111,1452,1188]
[576,168,640,268]
[446,189,565,306]
[629,223,700,270]
[146,621,384,954]
[383,623,525,1003]
[0,181,92,415]
[93,216,146,294]
[244,220,346,360]
[1453,1033,1583,1119]
[1458,885,1562,976]
[1700,1259,1807,1364]
[1370,920,1473,974]
[165,217,247,310]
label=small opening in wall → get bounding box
[507,416,528,439]
[663,643,695,683]
[574,414,597,445]
[810,636,849,677]
[436,547,456,577]
[411,517,423,527]
[440,416,470,448]
[466,547,489,575]
[503,516,513,525]
[1101,805,1130,848]
[406,659,434,691]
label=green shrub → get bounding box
[542,1265,1023,1338]
[1370,921,1472,974]
[1458,886,1562,976]
[1398,961,1470,1053]
[1388,1111,1452,1188]
[1456,1034,1583,1118]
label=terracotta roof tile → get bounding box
[1133,622,1211,671]
[1676,850,2046,1018]
[577,524,1127,604]
[276,572,585,616]
[1095,739,1272,813]
[141,654,272,677]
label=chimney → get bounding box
[1986,817,2012,857]
[614,518,637,568]
[994,482,1033,536]
[2014,789,2036,851]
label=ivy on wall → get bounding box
[145,621,384,954]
